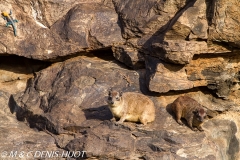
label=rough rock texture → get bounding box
[152,40,208,64]
[146,53,240,100]
[209,0,240,47]
[10,55,240,159]
[0,0,238,64]
[168,0,208,40]
[112,44,145,69]
[51,3,124,51]
[0,1,123,61]
[0,85,64,160]
[13,55,141,134]
[0,0,240,159]
[0,56,61,159]
[146,56,194,93]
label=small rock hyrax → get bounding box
[107,89,155,125]
[172,96,207,131]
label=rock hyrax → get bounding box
[107,89,155,125]
[172,96,207,131]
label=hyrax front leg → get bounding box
[196,125,204,132]
[175,104,184,125]
[176,115,184,125]
[139,115,148,126]
[110,117,116,122]
[116,115,127,124]
[187,116,198,131]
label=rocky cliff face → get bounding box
[0,0,240,159]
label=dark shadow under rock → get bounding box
[83,105,113,121]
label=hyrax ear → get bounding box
[119,91,123,97]
[192,109,198,114]
[108,88,112,95]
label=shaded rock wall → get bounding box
[0,0,240,159]
[0,56,51,94]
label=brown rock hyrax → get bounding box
[172,96,207,131]
[107,89,155,125]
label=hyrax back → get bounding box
[107,90,155,125]
[172,96,206,131]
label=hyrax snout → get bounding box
[172,96,207,131]
[107,89,155,125]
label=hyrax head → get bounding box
[107,89,122,105]
[193,108,207,122]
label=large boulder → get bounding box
[0,56,64,159]
[13,55,142,134]
[112,0,240,67]
[11,55,240,159]
[151,40,208,65]
[209,0,240,47]
[146,53,240,99]
[0,89,64,160]
[1,0,240,67]
[51,3,124,50]
[0,1,124,61]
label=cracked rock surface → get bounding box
[0,0,240,159]
[10,55,240,159]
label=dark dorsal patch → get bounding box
[110,91,119,97]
